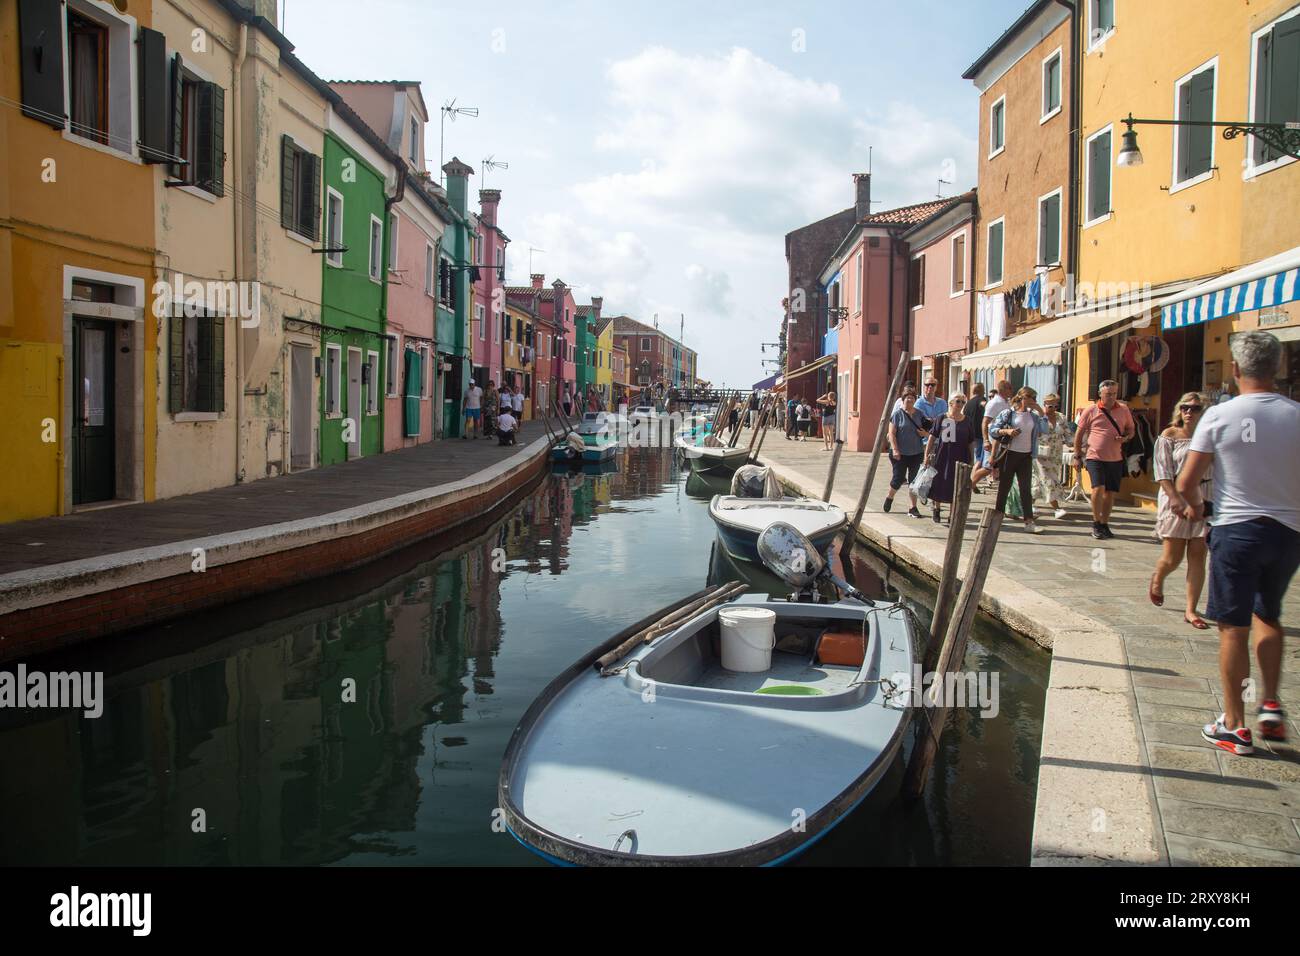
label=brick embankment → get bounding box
[0,427,549,660]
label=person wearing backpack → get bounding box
[1072,379,1135,540]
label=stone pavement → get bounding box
[0,423,541,575]
[756,430,1300,867]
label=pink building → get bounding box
[471,190,509,387]
[819,197,951,451]
[902,191,977,399]
[506,275,576,408]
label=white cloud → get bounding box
[509,212,653,311]
[683,264,733,314]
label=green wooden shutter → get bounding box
[306,153,322,241]
[1265,18,1300,163]
[281,135,295,229]
[17,0,66,129]
[168,54,184,180]
[209,314,226,412]
[136,28,169,162]
[1089,132,1110,221]
[988,221,1003,284]
[1040,194,1060,264]
[196,82,225,196]
[1186,69,1215,180]
[168,316,184,412]
[403,349,421,437]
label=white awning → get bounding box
[1160,245,1300,330]
[784,353,836,380]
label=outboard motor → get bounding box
[757,521,866,604]
[565,432,585,459]
[730,464,781,499]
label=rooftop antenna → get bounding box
[439,98,479,184]
[482,155,509,188]
[937,177,952,199]
[528,247,545,274]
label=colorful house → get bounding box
[506,274,576,410]
[470,189,509,388]
[319,111,395,464]
[3,0,160,520]
[503,298,535,418]
[438,159,476,437]
[594,316,614,405]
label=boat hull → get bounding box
[498,593,915,866]
[708,496,848,566]
[684,444,749,476]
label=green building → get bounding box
[319,121,393,465]
[437,159,475,437]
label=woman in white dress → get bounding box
[1148,391,1212,629]
[1032,393,1069,520]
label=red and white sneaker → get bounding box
[1202,715,1253,756]
[1258,700,1288,742]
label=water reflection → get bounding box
[0,447,1046,867]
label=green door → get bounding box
[72,318,116,504]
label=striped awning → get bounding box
[1161,246,1300,330]
[752,373,778,391]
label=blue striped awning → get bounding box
[1162,261,1300,330]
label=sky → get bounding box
[284,0,1032,388]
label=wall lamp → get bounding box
[1117,112,1300,167]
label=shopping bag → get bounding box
[1006,479,1024,518]
[911,465,938,503]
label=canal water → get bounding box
[0,447,1048,866]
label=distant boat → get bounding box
[710,496,846,566]
[552,413,619,462]
[678,439,749,477]
[499,522,917,866]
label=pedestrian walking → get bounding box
[1148,392,1212,630]
[1033,393,1069,519]
[796,400,812,441]
[922,393,977,524]
[989,387,1046,533]
[817,390,838,449]
[483,381,499,439]
[463,381,483,439]
[884,388,929,518]
[1072,379,1135,540]
[915,377,948,426]
[971,380,1014,492]
[786,396,799,440]
[512,384,525,421]
[747,391,760,428]
[562,384,573,418]
[727,402,742,441]
[966,382,988,468]
[1176,332,1300,755]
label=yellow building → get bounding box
[2,0,160,521]
[594,317,613,404]
[504,299,534,419]
[1069,0,1300,502]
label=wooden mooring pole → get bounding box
[902,505,1004,801]
[822,441,844,502]
[745,395,775,463]
[837,352,910,557]
[924,461,973,672]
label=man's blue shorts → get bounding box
[1206,517,1300,627]
[465,408,481,419]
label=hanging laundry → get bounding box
[988,294,1006,346]
[1025,276,1041,311]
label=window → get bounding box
[66,9,108,145]
[1085,126,1113,225]
[851,357,860,415]
[425,243,435,295]
[409,115,419,164]
[989,96,1006,156]
[385,337,399,398]
[326,189,344,267]
[388,213,399,271]
[369,215,383,282]
[1042,49,1062,122]
[476,303,486,340]
[169,68,225,195]
[1038,189,1062,266]
[502,313,511,341]
[366,351,380,414]
[986,218,1005,287]
[951,233,966,295]
[168,311,225,414]
[854,252,863,311]
[641,337,651,351]
[281,136,321,239]
[1088,0,1116,50]
[438,256,455,306]
[908,255,925,309]
[1171,61,1216,188]
[325,344,342,415]
[1249,9,1300,171]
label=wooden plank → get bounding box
[924,460,972,672]
[822,441,844,502]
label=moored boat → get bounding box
[679,440,749,477]
[709,496,846,565]
[498,523,916,866]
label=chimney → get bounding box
[478,189,501,227]
[854,173,871,220]
[233,0,277,25]
[531,273,545,289]
[442,157,474,217]
[592,296,603,318]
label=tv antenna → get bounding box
[482,155,509,188]
[439,99,479,183]
[937,177,952,199]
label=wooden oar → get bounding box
[596,581,747,675]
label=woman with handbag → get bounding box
[989,387,1047,533]
[884,388,930,518]
[922,394,977,524]
[1149,392,1213,629]
[1033,394,1069,520]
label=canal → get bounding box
[0,447,1048,866]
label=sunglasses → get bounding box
[1180,404,1203,412]
[924,383,938,388]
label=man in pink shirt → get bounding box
[1072,380,1135,540]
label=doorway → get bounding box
[346,347,362,458]
[72,318,116,504]
[290,344,314,470]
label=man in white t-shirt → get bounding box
[512,385,525,415]
[463,382,483,439]
[969,379,1013,490]
[1177,331,1300,756]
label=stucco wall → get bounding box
[910,221,973,363]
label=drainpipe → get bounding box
[232,23,247,484]
[968,197,979,390]
[1058,0,1080,411]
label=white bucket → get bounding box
[719,606,776,673]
